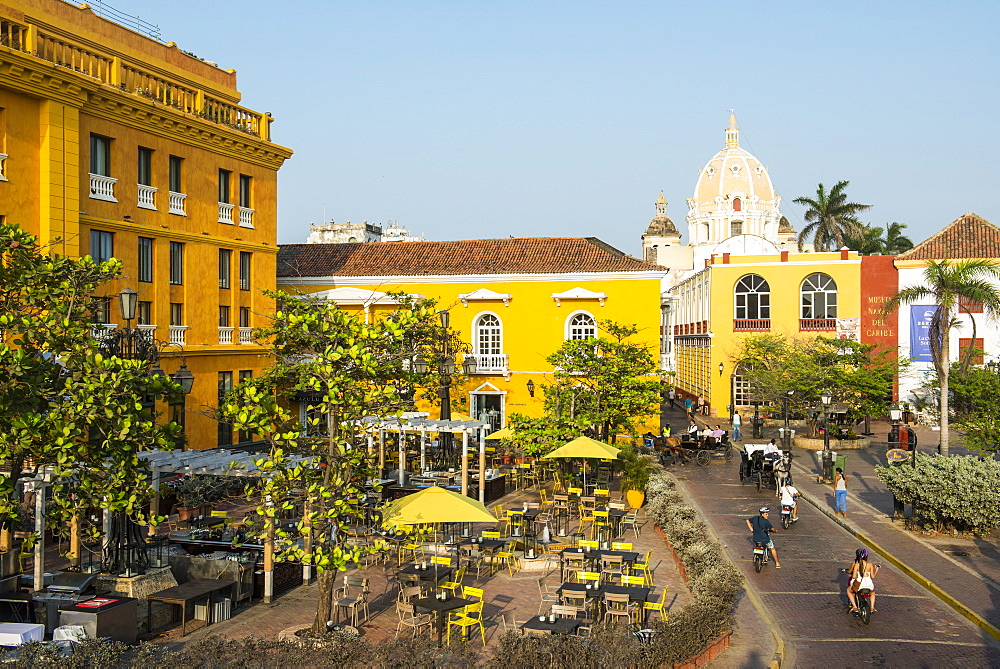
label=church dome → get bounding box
[691,113,777,207]
[644,191,679,236]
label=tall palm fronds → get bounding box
[884,222,914,254]
[794,181,872,252]
[882,259,1000,456]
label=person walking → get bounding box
[668,388,676,408]
[834,467,848,517]
[732,410,742,441]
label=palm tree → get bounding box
[843,224,886,255]
[883,222,914,255]
[883,259,1000,456]
[794,181,872,252]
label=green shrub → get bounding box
[876,453,1000,534]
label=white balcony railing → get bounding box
[0,153,7,181]
[168,191,187,215]
[168,325,188,345]
[238,206,255,228]
[89,173,118,202]
[473,353,509,374]
[138,324,158,336]
[238,327,254,344]
[218,326,235,345]
[137,184,157,210]
[218,202,235,225]
[90,323,117,341]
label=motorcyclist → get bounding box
[843,547,880,613]
[745,507,781,568]
[779,482,800,523]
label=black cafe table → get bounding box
[413,596,472,646]
[521,616,582,635]
[457,538,506,573]
[398,564,452,587]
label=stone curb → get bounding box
[790,462,1000,644]
[669,473,790,669]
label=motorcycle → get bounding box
[752,541,770,572]
[855,586,873,625]
[780,504,794,529]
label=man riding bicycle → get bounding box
[746,507,782,568]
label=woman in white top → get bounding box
[844,547,880,612]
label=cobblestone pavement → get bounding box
[663,406,1000,667]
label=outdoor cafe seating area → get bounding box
[324,436,683,648]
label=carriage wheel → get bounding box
[696,450,710,467]
[724,445,733,461]
[756,471,763,492]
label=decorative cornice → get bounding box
[551,287,608,307]
[80,215,277,253]
[457,288,512,307]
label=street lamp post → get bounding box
[820,391,833,482]
[413,311,476,462]
[99,288,192,576]
[780,390,794,449]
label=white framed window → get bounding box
[566,311,597,340]
[473,312,502,355]
[801,272,837,319]
[734,274,770,320]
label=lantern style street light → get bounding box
[820,391,833,481]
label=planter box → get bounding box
[674,630,732,668]
[793,435,870,450]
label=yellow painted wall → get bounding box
[281,274,665,430]
[0,0,292,448]
[673,252,862,417]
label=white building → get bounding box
[642,113,797,287]
[306,220,424,244]
[894,212,1000,415]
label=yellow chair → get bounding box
[578,505,595,536]
[462,585,484,601]
[539,489,554,511]
[632,549,653,584]
[496,547,520,576]
[643,586,669,621]
[568,487,583,497]
[577,570,601,586]
[612,542,633,551]
[482,531,501,539]
[440,566,466,594]
[621,574,646,586]
[447,600,486,646]
[593,488,610,498]
[507,509,526,535]
[431,556,452,567]
[578,539,598,550]
[590,510,611,541]
[398,539,425,566]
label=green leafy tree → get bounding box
[731,334,897,437]
[544,320,661,442]
[0,223,179,551]
[221,292,442,633]
[794,180,872,252]
[883,222,914,254]
[923,365,1000,456]
[883,259,1000,455]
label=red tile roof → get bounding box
[277,238,665,277]
[897,212,1000,260]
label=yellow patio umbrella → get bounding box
[443,411,475,423]
[485,426,514,440]
[542,436,620,489]
[542,436,620,461]
[382,486,497,527]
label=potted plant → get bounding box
[620,446,658,509]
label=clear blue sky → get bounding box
[118,0,999,255]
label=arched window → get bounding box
[566,312,597,340]
[801,273,838,319]
[474,313,502,355]
[734,274,770,320]
[733,197,741,212]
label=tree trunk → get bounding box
[939,333,950,457]
[312,568,337,634]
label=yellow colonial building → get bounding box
[670,249,864,416]
[0,0,293,448]
[277,237,668,430]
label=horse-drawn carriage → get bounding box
[644,433,733,466]
[740,444,792,493]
